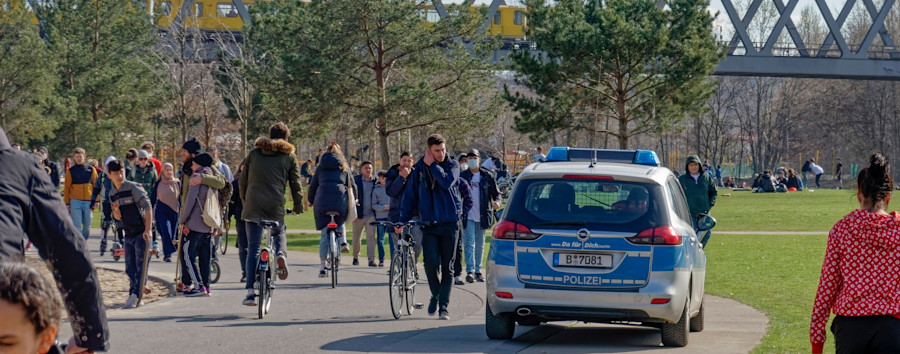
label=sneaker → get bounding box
[454,276,464,285]
[319,270,327,278]
[277,254,289,280]
[123,294,138,309]
[378,260,384,267]
[353,258,359,266]
[427,298,438,316]
[439,307,450,320]
[368,260,377,267]
[184,287,207,297]
[242,294,256,306]
[475,273,485,282]
[240,274,246,283]
[178,285,194,294]
[341,243,350,253]
[205,287,211,296]
[164,256,171,263]
[466,273,475,283]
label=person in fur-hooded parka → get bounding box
[239,131,304,223]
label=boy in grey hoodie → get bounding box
[178,153,216,297]
[372,171,392,266]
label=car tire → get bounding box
[661,299,689,347]
[690,296,704,332]
[485,304,516,340]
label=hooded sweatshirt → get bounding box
[810,209,900,352]
[179,167,213,233]
[677,155,717,217]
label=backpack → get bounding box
[201,187,222,229]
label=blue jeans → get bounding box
[319,224,346,259]
[70,200,92,240]
[155,203,178,259]
[244,221,286,290]
[124,235,147,296]
[375,218,390,261]
[236,220,247,277]
[422,222,459,307]
[463,220,485,274]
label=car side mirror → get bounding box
[697,214,716,231]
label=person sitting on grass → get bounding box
[0,262,64,354]
[107,160,154,309]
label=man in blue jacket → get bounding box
[397,134,462,321]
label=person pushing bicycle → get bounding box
[395,134,462,321]
[239,122,304,306]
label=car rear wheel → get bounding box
[690,296,704,332]
[661,299,689,347]
[485,304,516,340]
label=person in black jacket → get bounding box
[0,127,109,353]
[37,147,60,189]
[308,142,357,278]
[459,149,501,283]
[384,152,422,262]
[227,163,248,283]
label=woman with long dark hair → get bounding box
[811,152,900,353]
[308,142,356,278]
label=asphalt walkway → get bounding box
[57,230,768,353]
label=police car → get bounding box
[485,147,715,347]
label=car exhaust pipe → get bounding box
[517,307,532,316]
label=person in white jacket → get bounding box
[809,159,825,189]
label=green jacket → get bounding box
[128,164,158,196]
[179,159,226,208]
[239,137,303,223]
[677,155,717,217]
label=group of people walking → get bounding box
[307,134,502,320]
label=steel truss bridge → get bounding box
[27,0,900,80]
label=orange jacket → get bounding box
[63,165,98,204]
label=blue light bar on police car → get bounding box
[543,147,660,167]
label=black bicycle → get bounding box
[255,220,280,319]
[374,221,422,319]
[324,212,342,288]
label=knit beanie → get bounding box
[182,138,202,155]
[193,153,214,168]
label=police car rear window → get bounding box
[507,179,667,231]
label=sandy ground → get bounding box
[25,254,170,309]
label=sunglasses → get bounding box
[138,158,148,161]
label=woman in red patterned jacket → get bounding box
[810,152,900,353]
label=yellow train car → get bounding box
[154,0,259,32]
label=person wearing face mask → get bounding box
[459,149,500,283]
[677,155,717,246]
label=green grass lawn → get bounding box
[712,188,858,231]
[705,234,831,353]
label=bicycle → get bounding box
[219,221,230,255]
[374,220,422,319]
[255,220,280,319]
[324,212,342,288]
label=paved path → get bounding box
[59,232,768,353]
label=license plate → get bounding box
[554,253,613,268]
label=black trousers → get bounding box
[422,222,459,307]
[832,315,900,353]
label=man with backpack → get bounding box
[239,122,303,306]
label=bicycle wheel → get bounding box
[388,252,403,319]
[258,269,268,319]
[329,231,338,288]
[210,259,220,284]
[405,251,417,316]
[219,229,229,255]
[264,271,273,315]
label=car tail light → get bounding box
[260,249,269,262]
[493,220,542,240]
[626,226,682,245]
[651,298,670,304]
[495,292,513,299]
